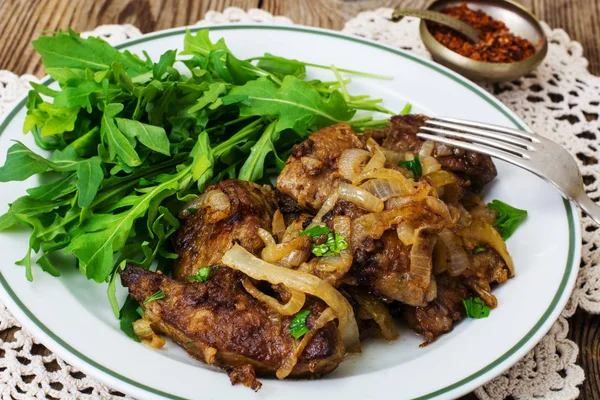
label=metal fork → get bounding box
[417,117,600,225]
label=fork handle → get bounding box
[575,191,600,225]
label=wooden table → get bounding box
[0,1,599,399]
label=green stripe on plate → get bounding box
[0,24,577,400]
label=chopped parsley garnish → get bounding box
[487,200,528,240]
[143,290,165,305]
[399,155,422,176]
[187,207,198,215]
[473,246,486,254]
[136,306,145,317]
[462,297,491,319]
[299,225,330,238]
[289,310,311,339]
[300,225,349,257]
[188,266,212,282]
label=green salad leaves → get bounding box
[0,29,400,321]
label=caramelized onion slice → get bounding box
[222,244,360,352]
[424,170,457,188]
[426,196,452,222]
[363,138,386,172]
[460,220,515,277]
[385,181,432,209]
[360,178,412,201]
[133,318,166,349]
[421,156,442,175]
[272,210,286,241]
[438,229,470,276]
[409,225,441,288]
[242,277,306,316]
[419,140,435,157]
[257,227,277,247]
[353,168,416,194]
[382,148,404,165]
[276,307,336,379]
[310,193,339,227]
[396,221,415,246]
[338,149,371,180]
[262,236,312,264]
[182,189,232,222]
[338,183,384,213]
[349,288,399,341]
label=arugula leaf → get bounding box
[25,102,79,137]
[0,143,102,208]
[33,30,149,76]
[289,310,311,339]
[144,289,165,304]
[238,121,280,182]
[54,79,101,112]
[228,76,355,135]
[119,295,142,342]
[115,118,170,156]
[27,174,75,201]
[399,155,422,176]
[188,83,228,113]
[188,266,212,282]
[101,107,142,167]
[0,142,50,181]
[153,50,177,80]
[400,102,412,115]
[256,55,306,79]
[462,297,491,319]
[487,200,528,240]
[0,212,18,231]
[190,131,215,191]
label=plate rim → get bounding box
[0,23,581,400]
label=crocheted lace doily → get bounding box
[0,7,595,399]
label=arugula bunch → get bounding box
[0,29,397,316]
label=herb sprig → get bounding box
[487,200,528,240]
[399,155,422,177]
[289,309,311,339]
[462,297,490,319]
[300,225,349,257]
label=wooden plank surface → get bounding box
[0,1,599,399]
[0,0,599,76]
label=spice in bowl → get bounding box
[428,3,536,63]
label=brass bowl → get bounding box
[420,0,548,82]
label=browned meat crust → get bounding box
[276,123,364,212]
[121,265,344,378]
[380,114,497,186]
[402,274,471,344]
[173,179,277,281]
[402,249,508,344]
[228,364,262,391]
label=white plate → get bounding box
[0,25,580,400]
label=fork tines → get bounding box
[417,117,538,164]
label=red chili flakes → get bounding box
[428,3,536,63]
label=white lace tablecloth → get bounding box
[0,7,597,399]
